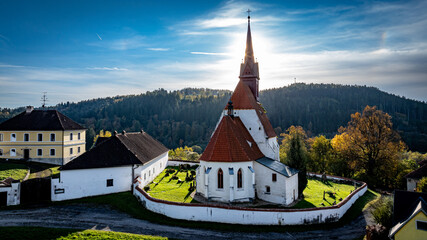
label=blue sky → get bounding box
[1,0,426,108]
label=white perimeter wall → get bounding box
[167,160,199,167]
[253,161,298,205]
[0,182,20,206]
[134,175,367,225]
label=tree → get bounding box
[417,177,427,193]
[332,106,406,188]
[308,135,333,173]
[371,195,393,229]
[280,126,308,198]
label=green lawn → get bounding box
[147,167,196,203]
[0,227,167,240]
[28,166,60,179]
[292,179,356,208]
[0,162,28,181]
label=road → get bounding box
[0,203,374,240]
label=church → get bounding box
[196,14,299,205]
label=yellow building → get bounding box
[389,197,427,240]
[0,106,86,165]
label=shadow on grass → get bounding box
[291,199,317,209]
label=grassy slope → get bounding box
[0,227,167,240]
[147,168,195,203]
[293,179,355,208]
[0,163,28,181]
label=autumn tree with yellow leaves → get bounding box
[332,106,405,188]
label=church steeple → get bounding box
[239,9,260,101]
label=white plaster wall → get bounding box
[134,181,367,225]
[0,182,20,206]
[138,152,168,187]
[407,178,417,191]
[51,166,133,201]
[196,160,255,202]
[253,161,298,205]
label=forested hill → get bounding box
[1,84,426,152]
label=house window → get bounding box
[70,133,73,141]
[0,133,3,141]
[149,170,151,176]
[153,167,155,174]
[218,168,224,189]
[78,133,81,140]
[37,133,43,142]
[50,148,56,156]
[11,133,16,142]
[266,186,271,194]
[106,179,113,187]
[417,220,427,231]
[24,133,29,142]
[144,173,146,180]
[237,169,243,188]
[272,173,277,182]
[0,149,3,156]
[77,147,81,153]
[70,148,73,155]
[37,149,42,156]
[50,133,55,142]
[11,148,16,157]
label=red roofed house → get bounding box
[196,15,299,205]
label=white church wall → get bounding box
[167,159,199,167]
[134,177,368,225]
[138,152,168,187]
[253,161,297,205]
[0,182,20,206]
[196,160,255,202]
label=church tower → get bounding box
[239,12,260,101]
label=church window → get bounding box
[237,169,243,188]
[144,173,146,180]
[217,168,223,189]
[272,173,277,182]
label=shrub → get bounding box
[370,196,393,229]
[417,177,427,193]
[190,170,196,176]
[143,185,150,191]
[166,169,175,174]
[171,175,178,180]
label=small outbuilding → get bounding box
[51,131,168,201]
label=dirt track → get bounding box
[0,203,374,240]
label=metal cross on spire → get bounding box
[247,9,251,20]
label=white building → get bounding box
[51,130,168,201]
[196,15,299,205]
[0,178,20,206]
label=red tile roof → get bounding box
[225,81,276,138]
[200,116,264,162]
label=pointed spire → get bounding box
[245,9,254,64]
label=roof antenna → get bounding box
[41,92,48,109]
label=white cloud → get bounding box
[147,48,170,51]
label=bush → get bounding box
[166,169,175,174]
[190,170,196,176]
[417,177,427,193]
[171,175,178,180]
[370,196,393,229]
[143,185,150,191]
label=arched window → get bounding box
[237,169,243,188]
[217,168,223,189]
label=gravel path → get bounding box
[0,203,374,240]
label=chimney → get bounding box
[227,101,234,118]
[25,106,34,114]
[122,130,126,135]
[113,131,118,136]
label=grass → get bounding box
[0,160,60,181]
[147,167,196,203]
[0,227,167,240]
[292,179,356,208]
[0,162,28,181]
